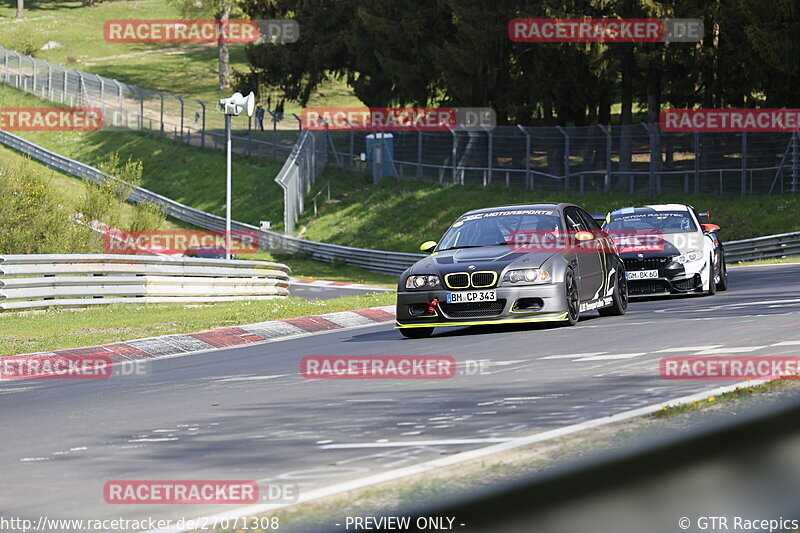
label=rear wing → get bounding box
[591,213,609,226]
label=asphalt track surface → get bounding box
[288,283,385,300]
[2,264,800,530]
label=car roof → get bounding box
[460,203,574,216]
[609,204,691,216]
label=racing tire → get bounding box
[400,327,434,339]
[716,254,728,291]
[560,269,581,326]
[703,253,717,296]
[598,268,628,317]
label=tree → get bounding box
[16,0,23,18]
[169,0,237,90]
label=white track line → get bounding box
[143,378,768,533]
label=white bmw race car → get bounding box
[603,204,728,297]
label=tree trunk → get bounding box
[617,44,634,190]
[16,0,23,18]
[217,2,231,91]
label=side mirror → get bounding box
[574,231,595,242]
[420,240,437,253]
[701,224,720,233]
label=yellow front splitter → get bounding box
[395,312,568,329]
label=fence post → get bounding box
[76,71,84,104]
[487,128,493,186]
[197,100,206,147]
[556,126,569,192]
[741,132,747,197]
[158,92,164,136]
[792,133,798,193]
[644,123,659,195]
[517,125,531,189]
[62,68,68,103]
[133,87,144,131]
[47,64,52,100]
[98,74,104,104]
[598,124,611,193]
[694,132,700,193]
[417,129,423,179]
[451,128,457,184]
[32,59,36,92]
[349,130,355,170]
[3,49,8,83]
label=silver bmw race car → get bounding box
[395,203,628,338]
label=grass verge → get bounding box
[0,292,394,356]
[302,177,800,253]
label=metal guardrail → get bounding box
[0,254,290,311]
[351,396,800,533]
[723,231,800,263]
[0,130,797,275]
[0,129,423,275]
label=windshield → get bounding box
[438,210,562,250]
[605,210,697,234]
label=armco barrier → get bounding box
[0,130,797,274]
[723,231,800,263]
[0,254,290,311]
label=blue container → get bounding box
[365,133,395,177]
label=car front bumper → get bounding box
[395,283,569,329]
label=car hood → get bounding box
[612,232,704,256]
[410,246,558,276]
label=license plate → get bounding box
[446,290,497,303]
[626,269,659,280]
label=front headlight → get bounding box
[672,250,704,265]
[405,275,441,290]
[504,268,551,285]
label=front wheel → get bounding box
[716,253,728,291]
[703,253,717,296]
[598,268,628,316]
[400,327,434,339]
[561,269,581,326]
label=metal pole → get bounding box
[32,59,36,92]
[417,129,423,179]
[517,125,531,190]
[451,128,457,184]
[487,128,493,186]
[197,100,206,147]
[175,95,184,141]
[225,114,232,260]
[62,68,68,103]
[598,124,611,193]
[47,64,52,100]
[159,92,164,135]
[741,132,747,197]
[556,126,569,192]
[792,133,798,194]
[694,132,700,193]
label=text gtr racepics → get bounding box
[603,204,728,297]
[395,204,628,338]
